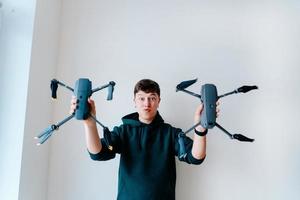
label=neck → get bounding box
[139,117,154,124]
[138,112,157,124]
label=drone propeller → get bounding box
[35,124,57,144]
[103,127,113,150]
[232,134,254,142]
[178,132,187,160]
[50,79,74,99]
[176,78,197,91]
[218,85,258,99]
[237,85,258,93]
[50,79,59,99]
[107,81,116,100]
[35,113,75,145]
[176,79,201,98]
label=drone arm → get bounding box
[215,122,254,142]
[91,84,110,94]
[56,113,75,127]
[91,81,116,100]
[57,81,74,92]
[178,89,201,99]
[183,120,202,135]
[91,81,115,94]
[52,79,74,92]
[217,90,237,99]
[89,114,106,129]
[215,122,234,139]
[89,114,113,150]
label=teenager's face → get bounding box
[134,91,160,124]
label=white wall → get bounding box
[44,1,300,200]
[0,1,36,200]
[18,0,62,200]
[3,1,298,200]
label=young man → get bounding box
[70,79,219,200]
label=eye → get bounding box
[139,97,145,101]
[151,97,157,101]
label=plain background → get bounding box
[1,0,300,200]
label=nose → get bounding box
[144,98,151,106]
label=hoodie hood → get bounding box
[121,111,164,127]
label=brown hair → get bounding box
[134,79,160,96]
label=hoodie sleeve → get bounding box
[88,126,123,161]
[173,128,205,165]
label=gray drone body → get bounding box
[200,84,218,129]
[74,78,92,120]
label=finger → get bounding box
[88,98,94,104]
[88,99,95,108]
[88,98,96,113]
[216,100,220,106]
[71,95,76,101]
[197,103,204,111]
[71,97,78,104]
[69,106,76,114]
[70,104,76,111]
[70,104,77,109]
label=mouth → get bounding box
[143,108,151,112]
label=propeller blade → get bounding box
[50,79,59,99]
[176,78,197,91]
[35,124,56,139]
[103,127,113,150]
[178,133,187,160]
[237,85,258,93]
[232,134,254,142]
[37,132,53,145]
[107,81,116,100]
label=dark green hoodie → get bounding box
[89,112,205,200]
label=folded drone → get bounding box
[176,79,258,159]
[35,78,115,149]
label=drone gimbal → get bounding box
[35,78,116,150]
[176,78,258,159]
